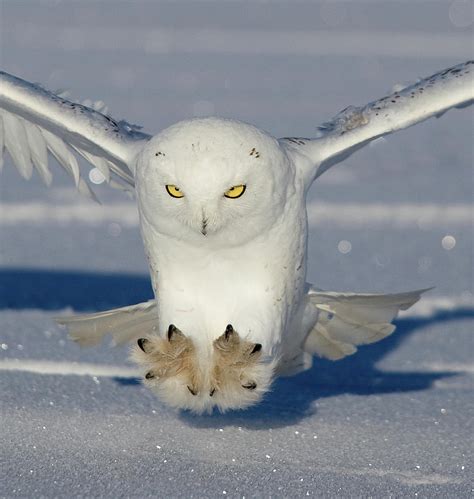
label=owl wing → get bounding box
[56,300,158,347]
[280,61,473,184]
[0,71,151,198]
[303,288,429,361]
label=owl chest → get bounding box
[145,235,305,349]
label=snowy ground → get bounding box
[0,1,473,497]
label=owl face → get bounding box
[135,118,294,246]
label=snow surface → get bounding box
[0,1,473,497]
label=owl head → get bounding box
[134,117,295,246]
[131,324,275,413]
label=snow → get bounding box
[0,1,473,497]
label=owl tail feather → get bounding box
[55,300,158,347]
[303,288,431,361]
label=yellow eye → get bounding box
[166,185,184,198]
[224,185,246,199]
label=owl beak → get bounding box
[201,216,208,236]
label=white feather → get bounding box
[76,177,99,203]
[71,145,111,183]
[23,120,52,186]
[56,301,157,347]
[303,289,427,360]
[3,111,33,179]
[41,129,80,186]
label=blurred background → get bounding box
[0,0,472,302]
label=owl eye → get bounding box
[166,185,184,198]
[224,185,246,199]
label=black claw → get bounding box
[137,338,149,352]
[224,324,234,340]
[209,388,216,397]
[167,324,177,341]
[187,386,197,396]
[242,382,257,390]
[145,371,155,379]
[250,343,262,354]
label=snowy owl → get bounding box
[1,61,472,413]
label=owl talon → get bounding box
[167,324,187,342]
[250,343,262,354]
[224,324,234,340]
[187,385,198,396]
[137,338,150,353]
[167,324,178,340]
[242,382,257,390]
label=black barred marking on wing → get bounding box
[317,60,473,137]
[282,138,309,146]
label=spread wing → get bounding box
[0,71,151,198]
[304,288,428,361]
[280,60,473,183]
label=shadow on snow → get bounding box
[0,268,153,311]
[181,309,471,429]
[1,268,472,429]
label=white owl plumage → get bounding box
[1,61,472,412]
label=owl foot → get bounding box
[132,324,199,393]
[211,324,263,392]
[131,323,275,413]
